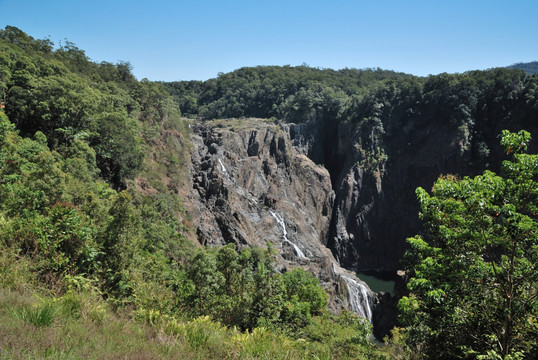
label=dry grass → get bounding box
[0,287,387,359]
[0,289,304,360]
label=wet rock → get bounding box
[372,292,398,340]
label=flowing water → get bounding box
[269,211,307,259]
[218,158,231,180]
[341,275,373,322]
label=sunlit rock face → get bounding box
[187,120,333,259]
[183,114,526,336]
[182,119,379,324]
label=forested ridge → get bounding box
[509,61,538,75]
[0,26,385,359]
[167,60,537,186]
[0,26,536,359]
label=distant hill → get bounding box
[508,61,538,74]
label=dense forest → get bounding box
[0,26,536,359]
[166,60,537,186]
[509,61,538,75]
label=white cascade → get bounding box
[269,211,307,259]
[218,158,231,180]
[341,275,373,322]
[218,158,258,204]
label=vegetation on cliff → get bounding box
[0,26,536,359]
[168,61,537,172]
[0,26,384,359]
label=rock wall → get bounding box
[188,120,333,256]
[182,119,378,324]
[285,112,538,272]
[181,115,537,338]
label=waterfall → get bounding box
[284,239,307,259]
[217,158,260,206]
[218,158,231,180]
[269,211,307,259]
[341,275,373,322]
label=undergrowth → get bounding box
[0,285,390,360]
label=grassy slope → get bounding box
[0,289,389,360]
[0,250,389,360]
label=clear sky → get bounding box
[1,0,537,81]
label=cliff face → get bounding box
[327,119,469,271]
[187,120,333,257]
[285,117,399,271]
[287,112,538,272]
[173,67,538,278]
[182,119,377,322]
[182,112,537,337]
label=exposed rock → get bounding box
[372,292,398,340]
[181,119,381,329]
[283,114,538,273]
[181,114,538,340]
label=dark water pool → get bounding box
[357,271,396,296]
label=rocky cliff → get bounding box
[168,67,538,340]
[181,109,537,338]
[181,118,379,327]
[285,111,538,272]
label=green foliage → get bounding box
[0,24,192,300]
[180,244,328,333]
[383,327,413,360]
[0,26,387,359]
[0,26,165,188]
[0,114,102,282]
[10,302,57,327]
[500,129,531,154]
[0,247,36,292]
[296,311,382,359]
[134,307,383,360]
[165,65,409,121]
[93,112,143,187]
[279,268,328,328]
[399,130,538,359]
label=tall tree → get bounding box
[399,130,538,359]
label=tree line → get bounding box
[1,25,536,359]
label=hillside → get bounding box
[1,26,536,359]
[508,61,538,74]
[0,26,387,359]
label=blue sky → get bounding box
[1,0,537,81]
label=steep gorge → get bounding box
[2,27,536,352]
[181,103,537,337]
[175,68,538,338]
[284,97,538,273]
[181,118,386,333]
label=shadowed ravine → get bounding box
[183,109,538,339]
[183,119,394,337]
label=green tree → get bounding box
[187,248,224,315]
[93,112,143,188]
[100,190,138,296]
[399,130,538,359]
